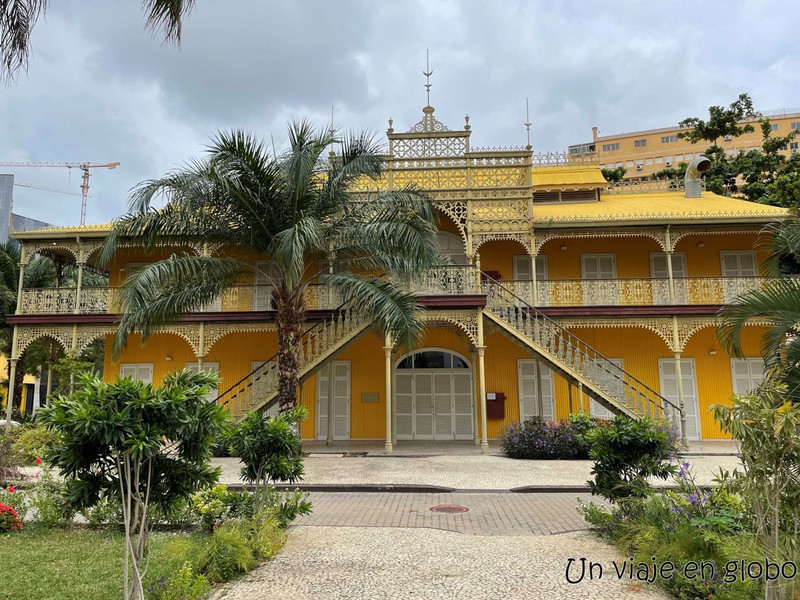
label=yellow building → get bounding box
[569,109,800,179]
[5,101,787,448]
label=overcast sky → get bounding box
[1,0,798,226]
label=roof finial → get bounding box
[423,49,433,107]
[524,98,532,148]
[329,105,335,136]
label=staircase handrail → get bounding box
[481,273,681,414]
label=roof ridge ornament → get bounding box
[525,98,532,149]
[406,50,451,134]
[424,49,433,108]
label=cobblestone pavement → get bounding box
[210,527,670,600]
[214,453,741,489]
[295,491,597,535]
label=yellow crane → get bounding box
[0,161,120,225]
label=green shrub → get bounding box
[0,502,23,532]
[500,413,611,460]
[586,415,677,503]
[28,470,76,527]
[192,485,254,531]
[568,412,611,458]
[0,431,22,484]
[148,561,210,600]
[0,485,26,520]
[196,525,255,583]
[82,495,123,527]
[236,510,285,560]
[9,423,59,464]
[265,487,312,529]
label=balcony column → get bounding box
[665,226,676,305]
[4,327,19,432]
[473,254,482,292]
[74,243,85,314]
[197,322,205,368]
[530,254,539,306]
[477,308,489,454]
[383,334,393,454]
[14,246,26,315]
[471,348,480,446]
[671,316,688,447]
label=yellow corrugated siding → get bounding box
[483,332,530,438]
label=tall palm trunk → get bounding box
[275,287,306,413]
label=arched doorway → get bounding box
[394,349,473,440]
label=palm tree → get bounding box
[717,219,800,393]
[97,122,441,412]
[0,0,194,80]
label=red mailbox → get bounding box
[486,392,506,419]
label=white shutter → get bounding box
[582,254,617,305]
[730,358,765,396]
[513,256,533,280]
[414,374,434,439]
[395,373,414,439]
[452,373,474,439]
[316,362,350,440]
[659,358,699,440]
[721,251,757,277]
[518,360,554,421]
[433,373,453,438]
[650,253,687,304]
[120,364,153,385]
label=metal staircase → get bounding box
[218,308,370,419]
[482,277,681,423]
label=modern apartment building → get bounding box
[569,109,800,179]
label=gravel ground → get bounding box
[213,453,742,489]
[210,527,671,600]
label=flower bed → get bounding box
[500,412,611,459]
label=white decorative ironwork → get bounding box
[481,278,680,421]
[531,152,599,166]
[533,229,668,253]
[14,326,73,358]
[202,323,277,355]
[606,179,695,195]
[410,266,479,296]
[424,310,479,346]
[18,288,77,314]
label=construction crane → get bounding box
[13,181,82,196]
[0,161,120,225]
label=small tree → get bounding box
[586,415,677,504]
[225,407,307,511]
[678,93,759,146]
[39,369,227,600]
[600,166,626,183]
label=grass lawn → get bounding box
[0,526,205,600]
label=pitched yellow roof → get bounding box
[534,191,788,227]
[531,165,608,189]
[12,222,113,239]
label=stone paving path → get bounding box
[296,491,597,535]
[211,527,670,600]
[211,492,670,599]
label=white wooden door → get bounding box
[721,251,757,302]
[120,363,153,385]
[254,260,279,311]
[316,362,350,440]
[184,362,220,402]
[452,372,474,439]
[517,360,554,421]
[590,358,623,419]
[395,369,474,440]
[658,358,700,440]
[730,358,765,396]
[581,254,617,305]
[650,253,687,304]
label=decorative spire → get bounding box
[423,49,433,107]
[524,98,532,148]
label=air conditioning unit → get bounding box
[666,161,672,167]
[724,135,732,141]
[636,164,643,171]
[793,148,798,154]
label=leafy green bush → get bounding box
[568,412,611,458]
[235,510,285,561]
[0,502,23,532]
[82,495,123,527]
[192,485,254,531]
[197,525,255,583]
[586,415,677,503]
[28,469,76,527]
[148,561,210,600]
[9,423,59,464]
[264,487,312,529]
[0,431,22,484]
[0,485,26,519]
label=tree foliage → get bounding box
[38,368,227,600]
[678,93,759,146]
[99,123,440,411]
[0,0,195,81]
[600,166,626,183]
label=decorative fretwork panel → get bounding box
[14,325,73,358]
[471,166,527,188]
[409,266,479,297]
[392,136,468,159]
[392,168,467,190]
[18,288,77,314]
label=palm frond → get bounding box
[269,216,325,290]
[113,254,249,355]
[0,0,46,80]
[142,0,195,43]
[761,219,800,276]
[717,278,800,367]
[324,272,425,351]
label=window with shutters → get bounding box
[120,364,153,385]
[185,362,220,402]
[730,358,765,396]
